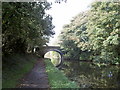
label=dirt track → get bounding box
[17,58,50,88]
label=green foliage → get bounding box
[2,54,37,88]
[2,2,55,56]
[87,1,120,63]
[59,1,120,64]
[59,11,91,60]
[45,59,79,88]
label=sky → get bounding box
[46,0,94,46]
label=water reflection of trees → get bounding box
[61,61,120,88]
[117,69,120,88]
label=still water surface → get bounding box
[60,60,120,88]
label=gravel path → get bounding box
[17,58,50,88]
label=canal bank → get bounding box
[44,59,79,88]
[60,60,120,88]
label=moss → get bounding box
[45,59,79,88]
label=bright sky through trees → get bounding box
[47,0,94,45]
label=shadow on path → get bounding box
[17,58,49,88]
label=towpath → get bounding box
[17,58,49,88]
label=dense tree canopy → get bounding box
[59,1,120,64]
[87,1,120,63]
[2,2,55,56]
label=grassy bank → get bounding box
[45,59,79,88]
[2,54,37,88]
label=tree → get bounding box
[2,2,55,56]
[59,1,120,64]
[59,11,90,60]
[86,1,120,63]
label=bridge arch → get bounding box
[33,46,63,67]
[44,49,63,67]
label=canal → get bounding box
[60,60,120,88]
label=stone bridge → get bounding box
[43,46,61,54]
[34,46,63,67]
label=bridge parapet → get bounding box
[43,46,60,49]
[34,46,62,56]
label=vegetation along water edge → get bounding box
[44,59,79,88]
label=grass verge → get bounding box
[2,54,37,88]
[45,59,79,88]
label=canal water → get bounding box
[60,60,120,88]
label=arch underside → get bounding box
[44,49,63,67]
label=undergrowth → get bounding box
[2,54,37,88]
[45,59,79,88]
